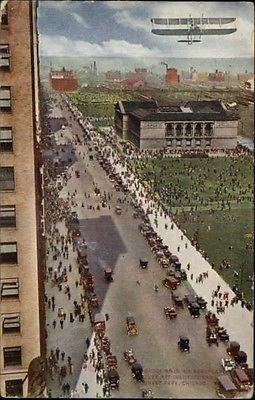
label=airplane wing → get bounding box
[151,28,237,36]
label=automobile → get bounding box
[139,259,149,269]
[106,369,120,390]
[185,294,196,306]
[123,349,136,365]
[131,362,144,382]
[206,326,219,346]
[221,358,235,372]
[115,206,122,215]
[196,296,207,309]
[217,327,229,342]
[94,313,106,338]
[230,368,251,391]
[75,170,80,178]
[216,374,237,398]
[188,302,200,318]
[104,268,113,282]
[227,342,240,357]
[164,306,177,319]
[205,311,219,326]
[178,336,190,352]
[126,316,138,336]
[171,292,185,308]
[163,277,179,290]
[106,355,118,370]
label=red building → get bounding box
[208,69,225,82]
[50,67,78,91]
[165,68,180,84]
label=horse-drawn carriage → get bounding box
[230,368,251,391]
[164,306,177,319]
[126,316,138,336]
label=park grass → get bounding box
[178,208,254,301]
[132,156,254,301]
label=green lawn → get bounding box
[132,156,254,301]
[178,208,254,301]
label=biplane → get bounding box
[151,16,237,44]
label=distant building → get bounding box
[245,78,254,92]
[134,68,148,81]
[237,73,254,82]
[50,67,78,91]
[120,79,145,88]
[208,70,225,82]
[105,70,122,81]
[165,68,180,84]
[115,99,239,150]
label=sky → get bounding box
[38,1,254,58]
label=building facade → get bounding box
[165,68,180,84]
[50,67,78,92]
[0,0,45,397]
[115,100,239,150]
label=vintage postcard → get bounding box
[0,1,254,398]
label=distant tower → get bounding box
[93,61,97,75]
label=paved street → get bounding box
[43,94,253,399]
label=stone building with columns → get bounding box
[114,99,239,150]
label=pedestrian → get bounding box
[177,246,180,252]
[56,347,60,360]
[60,320,64,329]
[187,263,190,271]
[105,313,109,321]
[68,292,71,300]
[51,295,55,304]
[84,383,89,393]
[190,273,193,280]
[53,320,56,329]
[69,363,74,374]
[65,382,70,396]
[67,356,71,365]
[48,299,51,309]
[211,299,214,307]
[75,280,79,288]
[86,337,90,349]
[69,264,72,272]
[218,292,222,299]
[52,303,55,312]
[62,383,66,395]
[185,242,188,249]
[154,284,159,292]
[217,285,220,291]
[61,351,65,361]
[225,300,229,307]
[136,280,141,286]
[181,235,183,240]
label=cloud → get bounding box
[113,10,149,31]
[105,1,143,10]
[71,12,87,28]
[39,34,163,57]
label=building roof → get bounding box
[129,109,238,121]
[119,100,158,113]
[185,100,226,113]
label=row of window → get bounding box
[1,278,19,298]
[0,85,11,110]
[2,314,20,333]
[0,205,16,227]
[0,44,10,70]
[0,167,15,190]
[1,8,26,398]
[0,242,18,263]
[166,138,212,147]
[0,127,13,151]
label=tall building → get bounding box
[50,67,78,92]
[0,0,45,397]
